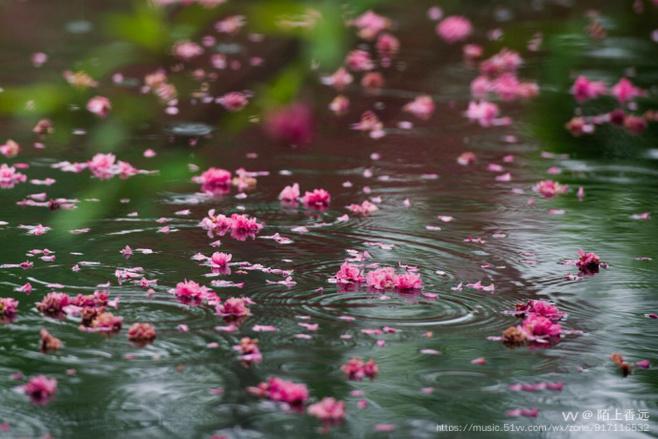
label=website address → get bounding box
[436,423,651,433]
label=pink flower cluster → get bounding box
[334,263,423,291]
[233,337,262,364]
[0,163,27,189]
[193,167,232,195]
[346,200,378,216]
[87,96,111,117]
[576,250,602,274]
[173,279,215,305]
[199,210,263,240]
[248,377,309,407]
[307,397,346,425]
[403,95,435,120]
[471,49,538,102]
[502,300,565,345]
[436,16,472,44]
[36,292,71,317]
[0,297,18,320]
[341,357,379,380]
[533,180,568,198]
[87,153,140,180]
[216,297,253,318]
[23,375,57,405]
[302,188,331,210]
[127,322,157,344]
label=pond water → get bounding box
[0,1,657,438]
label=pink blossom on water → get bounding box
[127,322,157,344]
[303,189,331,209]
[515,300,564,321]
[570,75,607,102]
[611,78,645,103]
[349,10,390,40]
[36,292,70,316]
[465,101,499,127]
[216,297,253,317]
[0,139,20,158]
[345,49,374,71]
[403,95,435,120]
[522,314,562,338]
[86,96,111,117]
[172,40,203,60]
[366,267,397,290]
[394,272,423,291]
[217,92,249,111]
[0,297,18,320]
[248,377,309,407]
[234,337,262,364]
[174,279,212,305]
[23,375,57,405]
[193,167,232,195]
[334,262,364,285]
[278,183,300,202]
[576,250,601,274]
[0,164,27,188]
[346,200,378,216]
[436,16,472,43]
[341,357,379,380]
[308,397,346,425]
[210,252,232,270]
[533,180,568,198]
[321,67,353,90]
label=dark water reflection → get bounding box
[0,0,657,438]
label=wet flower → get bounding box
[215,15,245,34]
[394,272,423,291]
[480,49,522,76]
[321,67,353,90]
[341,357,379,380]
[366,267,397,290]
[233,337,262,364]
[466,101,500,127]
[570,75,607,102]
[89,312,123,333]
[376,33,400,59]
[193,167,232,195]
[172,40,203,60]
[174,279,212,305]
[515,300,564,321]
[345,49,374,71]
[521,315,562,338]
[302,189,331,209]
[611,78,645,103]
[361,72,384,90]
[87,96,111,117]
[350,10,390,40]
[346,200,378,216]
[0,164,27,188]
[33,119,54,136]
[210,252,232,270]
[217,91,249,111]
[127,322,157,344]
[502,326,528,345]
[39,328,62,352]
[0,139,20,158]
[334,262,364,285]
[308,397,346,425]
[0,297,18,321]
[623,114,647,135]
[248,377,309,407]
[278,183,300,203]
[457,151,477,166]
[436,16,472,43]
[329,95,350,115]
[23,375,57,405]
[576,250,601,274]
[216,297,253,317]
[533,180,568,198]
[403,95,435,120]
[36,292,70,317]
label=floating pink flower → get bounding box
[345,49,374,71]
[334,262,364,285]
[217,92,249,111]
[278,183,300,202]
[480,49,522,76]
[248,377,309,407]
[127,322,157,344]
[23,375,57,405]
[216,297,253,317]
[0,297,18,320]
[465,101,499,127]
[515,300,564,321]
[308,397,346,425]
[522,314,562,338]
[376,33,400,59]
[303,189,331,209]
[215,15,245,34]
[172,40,203,60]
[403,95,435,120]
[350,10,390,40]
[89,312,123,333]
[210,252,232,270]
[436,16,472,44]
[341,357,379,380]
[457,151,477,166]
[0,139,20,158]
[0,163,27,188]
[346,200,378,216]
[533,180,568,198]
[570,75,607,102]
[174,279,212,305]
[321,67,353,90]
[395,272,423,291]
[87,153,116,180]
[193,167,232,195]
[229,213,264,239]
[576,250,601,274]
[611,78,645,103]
[366,267,397,290]
[234,337,262,364]
[39,328,62,352]
[36,292,70,317]
[86,96,111,117]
